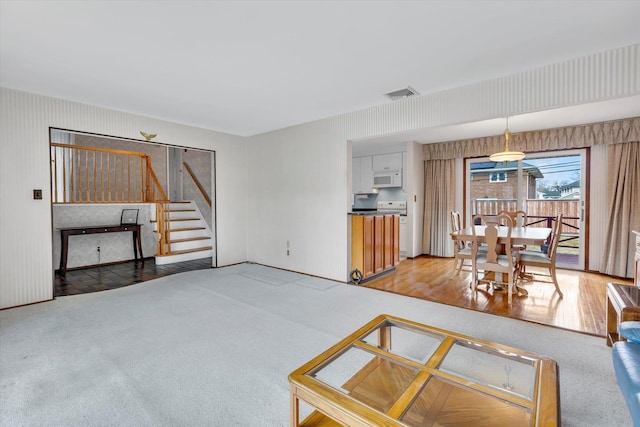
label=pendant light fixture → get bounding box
[489,117,525,162]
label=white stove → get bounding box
[377,200,407,215]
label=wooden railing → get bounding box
[51,143,167,203]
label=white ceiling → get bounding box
[1,1,639,142]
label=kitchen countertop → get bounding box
[348,211,406,216]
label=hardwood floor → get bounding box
[363,256,634,337]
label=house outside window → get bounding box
[489,172,507,183]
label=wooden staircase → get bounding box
[152,201,213,265]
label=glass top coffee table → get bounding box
[289,314,559,426]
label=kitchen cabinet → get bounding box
[351,213,400,282]
[374,215,385,274]
[352,156,373,193]
[354,215,375,278]
[372,152,402,171]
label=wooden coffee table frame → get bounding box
[289,314,559,426]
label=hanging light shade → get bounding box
[489,117,525,162]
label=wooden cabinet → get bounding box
[383,215,393,270]
[372,152,402,171]
[373,215,385,274]
[361,215,375,278]
[606,283,640,346]
[352,214,400,282]
[606,232,640,346]
[352,156,373,193]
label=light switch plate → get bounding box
[33,189,42,200]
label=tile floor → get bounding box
[55,257,213,296]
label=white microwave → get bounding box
[372,169,402,188]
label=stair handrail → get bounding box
[146,159,169,201]
[182,161,212,207]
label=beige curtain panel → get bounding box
[423,117,640,160]
[601,141,640,278]
[423,158,455,257]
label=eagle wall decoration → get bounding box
[140,131,157,141]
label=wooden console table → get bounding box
[59,224,143,277]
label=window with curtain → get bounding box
[421,117,639,276]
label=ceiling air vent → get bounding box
[384,86,420,101]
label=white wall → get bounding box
[0,88,248,309]
[246,120,349,280]
[407,141,425,257]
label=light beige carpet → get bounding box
[0,263,630,426]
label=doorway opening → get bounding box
[50,129,216,295]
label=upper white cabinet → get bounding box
[372,152,402,171]
[352,156,373,193]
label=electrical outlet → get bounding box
[287,249,290,256]
[97,246,100,252]
[33,189,42,200]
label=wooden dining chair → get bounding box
[471,214,519,305]
[451,211,473,275]
[517,213,564,298]
[498,209,528,271]
[498,210,528,227]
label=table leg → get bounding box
[291,390,300,427]
[379,325,391,351]
[133,226,144,261]
[59,230,69,278]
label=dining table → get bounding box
[451,225,553,294]
[451,225,552,247]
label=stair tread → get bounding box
[170,236,211,243]
[150,218,200,223]
[168,227,206,232]
[158,246,213,256]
